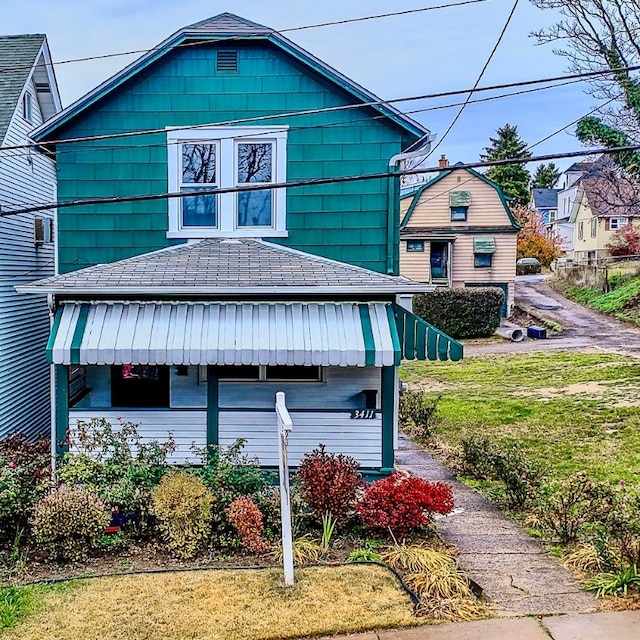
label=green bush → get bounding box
[534,472,613,543]
[0,436,51,545]
[459,435,495,480]
[192,439,273,545]
[32,485,110,562]
[59,418,174,531]
[399,391,439,440]
[151,471,213,559]
[412,287,504,338]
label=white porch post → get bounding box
[275,391,294,586]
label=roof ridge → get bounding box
[186,12,270,32]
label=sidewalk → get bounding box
[395,433,596,616]
[324,611,640,640]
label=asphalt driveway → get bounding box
[464,276,640,357]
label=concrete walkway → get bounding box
[395,433,597,617]
[323,611,640,640]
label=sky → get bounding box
[2,0,599,174]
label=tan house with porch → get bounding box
[399,160,519,316]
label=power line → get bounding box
[0,0,492,76]
[3,143,637,216]
[428,0,520,157]
[2,74,590,166]
[3,63,639,155]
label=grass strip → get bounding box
[2,565,427,640]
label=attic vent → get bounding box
[34,217,53,246]
[217,50,238,71]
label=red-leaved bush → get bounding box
[296,445,363,518]
[227,496,270,554]
[356,471,454,539]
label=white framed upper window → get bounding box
[610,217,628,230]
[167,127,288,239]
[23,92,33,122]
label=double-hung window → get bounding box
[167,127,288,238]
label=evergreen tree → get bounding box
[480,124,532,206]
[532,163,561,189]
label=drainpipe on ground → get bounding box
[387,134,436,274]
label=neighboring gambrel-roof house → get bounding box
[23,14,461,474]
[0,34,61,439]
[398,159,519,316]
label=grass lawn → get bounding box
[1,566,424,640]
[401,350,640,483]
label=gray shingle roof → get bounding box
[187,13,270,34]
[532,188,560,209]
[19,238,429,295]
[0,34,44,144]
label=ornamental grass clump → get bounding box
[32,485,110,562]
[357,472,454,540]
[227,496,270,554]
[296,445,363,520]
[151,471,213,559]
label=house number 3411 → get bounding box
[350,409,376,419]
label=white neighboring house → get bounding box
[0,34,61,439]
[552,162,595,256]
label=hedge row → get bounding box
[412,287,504,338]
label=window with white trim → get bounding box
[167,127,288,238]
[610,217,628,230]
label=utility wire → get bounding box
[0,0,491,75]
[428,0,520,158]
[2,75,591,165]
[3,63,639,155]
[3,143,638,216]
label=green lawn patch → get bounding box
[557,277,640,325]
[401,351,640,482]
[0,582,79,630]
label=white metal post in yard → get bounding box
[275,391,294,586]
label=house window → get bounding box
[110,365,170,408]
[211,365,321,381]
[450,206,468,221]
[549,210,557,222]
[578,221,584,240]
[23,92,33,122]
[590,217,597,238]
[474,253,492,268]
[406,240,424,252]
[167,126,288,238]
[610,217,628,230]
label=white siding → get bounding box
[68,410,207,465]
[219,411,382,468]
[0,70,56,439]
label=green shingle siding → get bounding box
[54,43,409,274]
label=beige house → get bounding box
[570,166,640,264]
[400,161,519,315]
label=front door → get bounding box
[430,242,449,282]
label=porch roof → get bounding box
[47,301,462,367]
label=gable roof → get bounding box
[18,237,431,296]
[532,188,560,209]
[400,165,520,230]
[581,176,640,219]
[32,12,428,143]
[0,34,44,143]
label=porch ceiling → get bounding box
[47,302,463,367]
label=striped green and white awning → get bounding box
[47,302,462,367]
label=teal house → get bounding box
[22,14,462,474]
